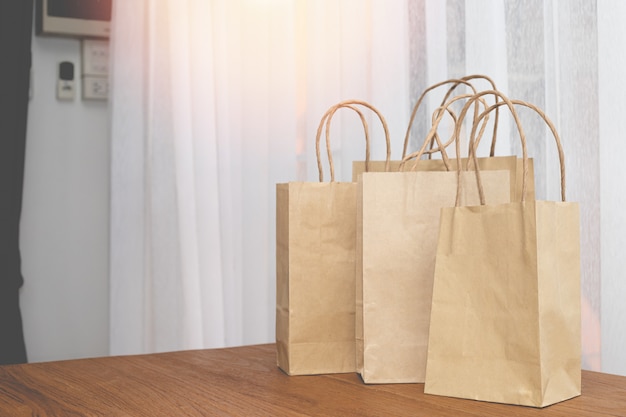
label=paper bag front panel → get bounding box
[425,201,581,407]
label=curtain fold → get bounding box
[0,0,33,365]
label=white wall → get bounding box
[19,32,110,362]
[598,1,626,377]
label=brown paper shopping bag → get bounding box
[353,75,535,202]
[356,93,512,384]
[276,100,389,375]
[424,91,581,407]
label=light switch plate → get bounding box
[57,61,75,101]
[57,80,75,100]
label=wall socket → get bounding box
[82,39,109,100]
[82,76,109,100]
[82,40,109,76]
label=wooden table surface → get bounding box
[0,343,624,416]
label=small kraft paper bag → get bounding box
[353,75,535,203]
[276,100,389,375]
[356,92,512,384]
[424,91,581,407]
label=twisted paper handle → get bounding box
[403,75,502,160]
[315,100,391,182]
[399,92,492,172]
[456,90,565,205]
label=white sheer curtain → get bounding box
[110,0,626,376]
[407,0,626,375]
[109,0,409,355]
[597,0,626,377]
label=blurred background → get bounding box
[7,0,623,375]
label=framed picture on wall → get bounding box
[36,0,112,39]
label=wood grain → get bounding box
[0,344,624,416]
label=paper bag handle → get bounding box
[457,90,566,204]
[427,75,504,159]
[403,75,501,159]
[403,78,476,163]
[315,100,391,182]
[399,92,492,171]
[398,105,457,171]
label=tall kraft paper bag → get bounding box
[424,92,581,407]
[353,75,535,203]
[355,92,513,384]
[276,100,390,375]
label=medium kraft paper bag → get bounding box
[276,100,389,375]
[356,169,511,384]
[424,92,581,407]
[353,76,535,203]
[355,95,513,383]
